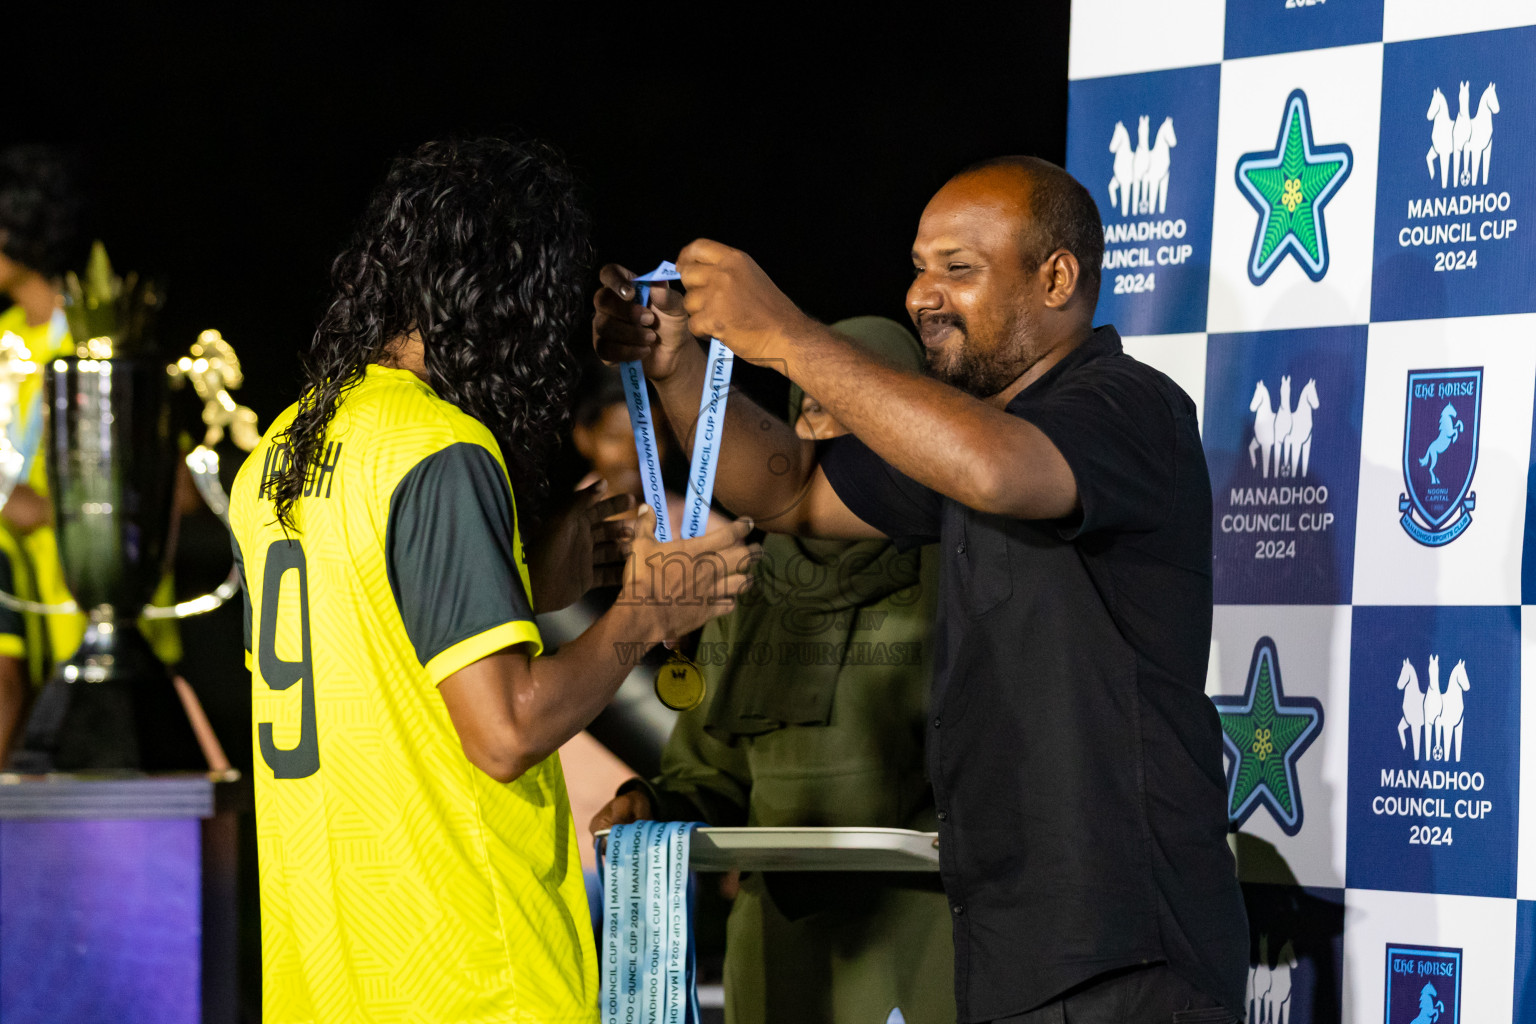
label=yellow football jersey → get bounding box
[229,364,597,1024]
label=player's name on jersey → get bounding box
[257,440,343,501]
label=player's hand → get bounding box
[676,239,813,365]
[0,483,50,537]
[526,478,637,613]
[619,504,758,642]
[590,786,653,834]
[592,263,699,382]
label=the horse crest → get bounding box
[1399,368,1481,547]
[1385,945,1460,1024]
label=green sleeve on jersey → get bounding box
[386,442,536,672]
[231,534,251,658]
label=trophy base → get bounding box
[8,622,207,773]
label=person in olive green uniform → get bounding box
[592,316,952,1024]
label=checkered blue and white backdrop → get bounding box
[1065,3,1536,1021]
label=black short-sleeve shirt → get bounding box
[821,325,1247,1021]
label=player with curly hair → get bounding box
[229,136,758,1023]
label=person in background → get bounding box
[230,136,757,1023]
[594,157,1248,1024]
[592,316,953,1024]
[572,365,643,499]
[572,360,727,539]
[0,145,89,756]
[0,146,183,726]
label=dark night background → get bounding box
[10,3,1071,1014]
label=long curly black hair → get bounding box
[272,135,590,532]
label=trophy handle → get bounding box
[139,565,240,621]
[137,446,240,621]
[0,586,80,616]
[185,444,231,525]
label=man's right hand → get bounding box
[589,786,653,834]
[617,505,758,643]
[592,263,699,382]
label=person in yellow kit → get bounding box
[229,136,759,1023]
[0,145,181,699]
[0,145,87,755]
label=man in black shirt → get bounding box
[593,156,1247,1024]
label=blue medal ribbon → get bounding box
[600,821,700,1024]
[625,262,734,541]
[682,340,734,539]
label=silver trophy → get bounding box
[0,248,255,772]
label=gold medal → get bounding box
[655,653,706,711]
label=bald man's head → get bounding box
[906,157,1105,399]
[953,156,1104,311]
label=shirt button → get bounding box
[932,716,942,729]
[937,810,949,822]
[951,904,965,916]
[955,541,966,555]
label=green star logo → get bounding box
[1236,89,1352,284]
[1211,637,1324,836]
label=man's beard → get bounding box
[921,309,1036,398]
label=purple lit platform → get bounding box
[0,774,241,1024]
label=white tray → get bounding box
[596,826,940,872]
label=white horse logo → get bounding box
[1452,81,1474,188]
[1417,402,1463,485]
[1248,936,1296,1024]
[1107,114,1176,216]
[1396,658,1425,758]
[1142,117,1176,214]
[1132,116,1152,214]
[1427,79,1500,190]
[1248,377,1320,478]
[1425,87,1455,188]
[1282,379,1319,478]
[1109,121,1135,216]
[1396,655,1470,763]
[1433,659,1470,762]
[1464,82,1498,186]
[1249,380,1278,477]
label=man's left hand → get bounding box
[526,479,637,612]
[676,239,813,364]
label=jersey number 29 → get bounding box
[258,540,320,779]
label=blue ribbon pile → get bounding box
[599,821,701,1024]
